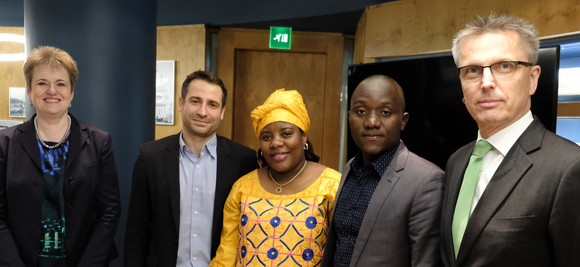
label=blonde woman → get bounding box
[0,46,120,266]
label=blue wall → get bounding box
[2,0,395,34]
[24,0,157,265]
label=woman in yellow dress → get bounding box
[211,89,341,266]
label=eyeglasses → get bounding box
[457,61,534,83]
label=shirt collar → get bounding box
[352,141,400,177]
[477,110,534,156]
[179,132,218,159]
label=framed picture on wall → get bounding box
[9,87,26,118]
[155,60,175,125]
[0,119,23,130]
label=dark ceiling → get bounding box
[0,0,395,35]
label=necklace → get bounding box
[35,115,71,149]
[268,160,308,194]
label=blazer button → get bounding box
[66,202,72,209]
[67,178,74,184]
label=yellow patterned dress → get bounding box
[211,167,341,267]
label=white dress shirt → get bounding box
[470,111,534,214]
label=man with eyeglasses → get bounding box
[440,13,580,267]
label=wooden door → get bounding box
[218,28,343,169]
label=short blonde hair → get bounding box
[23,46,79,91]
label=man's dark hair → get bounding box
[181,70,227,106]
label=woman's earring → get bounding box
[304,143,309,150]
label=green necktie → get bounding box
[452,140,492,258]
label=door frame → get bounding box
[217,28,344,169]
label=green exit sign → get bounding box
[269,27,292,50]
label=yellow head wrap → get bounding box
[250,89,311,138]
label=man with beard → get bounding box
[125,70,257,266]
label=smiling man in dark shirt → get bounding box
[321,74,444,267]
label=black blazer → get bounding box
[441,118,580,266]
[124,134,257,267]
[0,114,121,266]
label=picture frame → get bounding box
[155,60,175,125]
[9,87,26,118]
[0,119,23,130]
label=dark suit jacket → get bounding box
[124,133,257,267]
[0,114,121,267]
[441,118,580,266]
[322,141,444,267]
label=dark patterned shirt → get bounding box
[38,139,69,267]
[332,142,399,267]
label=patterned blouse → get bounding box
[211,167,341,266]
[38,139,70,266]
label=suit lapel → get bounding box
[16,119,42,171]
[65,116,87,173]
[455,120,543,265]
[19,115,86,173]
[165,135,181,231]
[349,142,407,266]
[322,158,351,267]
[442,142,473,264]
[332,161,351,217]
[215,136,232,205]
[212,136,232,243]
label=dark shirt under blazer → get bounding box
[0,114,121,267]
[322,140,444,267]
[332,143,398,266]
[124,133,257,267]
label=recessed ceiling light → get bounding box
[0,33,26,61]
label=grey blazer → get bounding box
[441,118,580,267]
[322,140,444,267]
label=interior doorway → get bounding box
[217,28,344,169]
